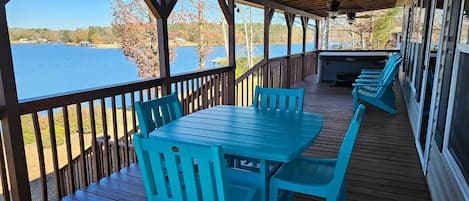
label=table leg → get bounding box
[260,159,270,201]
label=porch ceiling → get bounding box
[266,0,399,17]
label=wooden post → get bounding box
[284,13,295,88]
[144,0,177,96]
[325,17,330,49]
[315,19,320,50]
[314,20,320,74]
[0,2,32,201]
[218,0,235,105]
[263,7,275,88]
[301,16,309,80]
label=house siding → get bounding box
[427,139,466,201]
[398,70,419,135]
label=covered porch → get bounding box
[0,0,437,200]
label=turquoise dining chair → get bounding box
[135,93,183,137]
[253,86,305,112]
[133,134,260,201]
[269,104,365,201]
[234,86,305,171]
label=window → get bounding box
[459,9,469,44]
[442,1,469,198]
[444,50,469,199]
[434,0,463,151]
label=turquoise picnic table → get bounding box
[149,105,324,201]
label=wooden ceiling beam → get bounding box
[260,0,400,17]
[240,0,322,19]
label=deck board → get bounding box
[62,75,432,201]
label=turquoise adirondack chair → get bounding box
[269,104,365,201]
[135,93,183,137]
[358,53,402,79]
[352,57,402,115]
[253,86,305,112]
[354,55,402,94]
[234,86,305,171]
[133,134,259,201]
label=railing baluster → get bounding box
[174,82,178,98]
[0,130,10,201]
[100,98,110,176]
[31,112,47,201]
[251,73,254,106]
[62,106,75,194]
[131,91,137,133]
[146,88,151,101]
[76,103,87,187]
[139,90,144,103]
[178,82,184,112]
[111,96,120,172]
[89,100,100,182]
[121,93,129,167]
[195,78,200,111]
[241,79,244,106]
[191,79,195,113]
[215,74,220,105]
[202,76,208,109]
[185,81,189,114]
[47,109,62,199]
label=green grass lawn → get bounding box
[20,105,131,148]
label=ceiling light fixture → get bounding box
[327,0,341,19]
[347,12,356,25]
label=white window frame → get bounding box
[420,0,449,174]
[442,1,469,198]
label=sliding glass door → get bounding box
[441,1,469,198]
[415,0,445,171]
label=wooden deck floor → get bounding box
[62,75,432,201]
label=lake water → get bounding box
[12,43,314,100]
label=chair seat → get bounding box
[272,157,336,186]
[270,105,365,201]
[357,88,377,97]
[227,168,260,201]
[361,85,378,92]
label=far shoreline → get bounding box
[10,41,307,49]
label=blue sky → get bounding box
[5,0,288,30]
[6,0,113,29]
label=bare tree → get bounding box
[171,0,215,70]
[112,0,176,79]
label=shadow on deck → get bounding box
[62,75,432,201]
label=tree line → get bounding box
[9,27,117,44]
[9,23,311,45]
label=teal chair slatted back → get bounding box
[381,54,401,76]
[253,86,305,112]
[134,135,229,201]
[135,93,183,137]
[331,104,365,189]
[376,57,403,97]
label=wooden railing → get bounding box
[0,66,232,200]
[235,51,317,106]
[0,50,316,200]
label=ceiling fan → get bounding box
[338,12,373,25]
[326,0,371,25]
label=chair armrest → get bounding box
[361,69,383,73]
[355,78,382,83]
[353,83,385,87]
[358,74,383,79]
[361,71,383,74]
